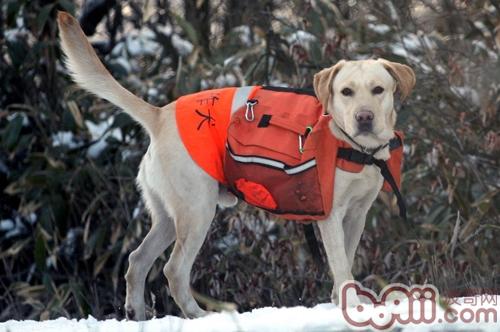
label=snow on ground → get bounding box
[1,295,499,332]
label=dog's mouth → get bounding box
[354,121,374,135]
[353,127,388,143]
[354,128,375,137]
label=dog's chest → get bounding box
[334,165,384,202]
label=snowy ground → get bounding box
[1,295,499,332]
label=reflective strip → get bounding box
[285,159,317,175]
[227,146,317,175]
[229,151,285,168]
[231,86,254,114]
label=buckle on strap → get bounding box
[389,135,402,151]
[337,148,374,164]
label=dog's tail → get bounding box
[57,11,159,136]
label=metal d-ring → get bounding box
[245,99,258,121]
[299,126,313,154]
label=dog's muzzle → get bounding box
[355,110,374,133]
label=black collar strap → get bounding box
[338,127,390,155]
[337,146,407,220]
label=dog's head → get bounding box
[314,59,415,148]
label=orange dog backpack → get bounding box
[176,86,405,221]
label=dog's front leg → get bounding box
[343,206,369,271]
[317,208,361,307]
[343,183,381,270]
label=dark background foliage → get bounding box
[1,0,499,321]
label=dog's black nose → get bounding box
[355,110,374,132]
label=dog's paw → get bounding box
[184,308,209,319]
[125,307,136,320]
[125,304,145,321]
[331,288,339,305]
[344,294,362,307]
[336,285,362,308]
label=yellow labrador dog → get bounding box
[57,12,415,320]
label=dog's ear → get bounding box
[313,60,346,113]
[377,58,416,101]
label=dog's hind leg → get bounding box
[125,181,176,321]
[162,182,218,319]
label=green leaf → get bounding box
[61,108,77,130]
[6,38,29,69]
[308,13,324,37]
[111,112,134,129]
[58,0,75,14]
[2,115,24,149]
[37,4,55,33]
[34,227,47,272]
[93,251,112,277]
[6,0,23,27]
[69,280,91,316]
[309,40,323,64]
[172,13,199,46]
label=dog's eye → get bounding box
[372,86,384,95]
[341,88,353,96]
